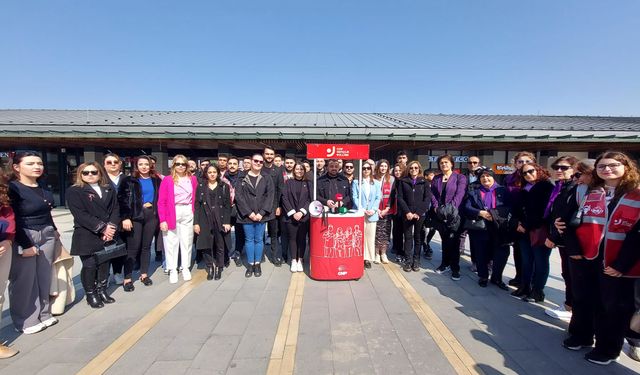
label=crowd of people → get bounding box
[0,147,639,366]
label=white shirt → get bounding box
[89,183,102,198]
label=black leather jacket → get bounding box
[118,175,161,222]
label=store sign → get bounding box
[307,144,370,159]
[427,155,469,163]
[493,163,516,175]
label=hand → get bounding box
[248,212,257,221]
[379,208,389,218]
[544,238,555,249]
[554,218,567,234]
[101,234,113,242]
[293,212,304,221]
[103,225,116,238]
[569,255,583,260]
[276,207,281,216]
[327,200,336,208]
[255,213,263,221]
[223,224,231,232]
[517,223,526,233]
[160,222,168,232]
[604,266,623,277]
[194,224,201,235]
[406,212,414,220]
[479,210,492,221]
[122,219,133,231]
[365,209,375,217]
[22,246,38,257]
[0,240,11,257]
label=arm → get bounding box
[396,181,410,214]
[157,177,170,224]
[221,184,232,225]
[351,180,361,211]
[282,181,296,216]
[463,192,482,218]
[452,174,468,208]
[193,185,204,226]
[66,187,108,234]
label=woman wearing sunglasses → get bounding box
[118,156,162,291]
[513,163,554,302]
[158,155,199,284]
[236,154,275,278]
[391,163,407,263]
[558,151,640,365]
[67,162,120,308]
[397,161,431,272]
[352,161,382,269]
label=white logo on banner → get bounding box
[321,224,363,258]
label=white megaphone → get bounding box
[309,200,324,217]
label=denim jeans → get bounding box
[244,222,266,264]
[519,237,552,291]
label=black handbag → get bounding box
[93,240,127,264]
[464,218,486,231]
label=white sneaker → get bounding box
[21,322,46,335]
[182,268,192,281]
[545,305,572,320]
[169,270,178,284]
[290,260,298,273]
[296,259,304,272]
[380,253,389,264]
[41,317,58,327]
[114,273,124,285]
[374,254,381,264]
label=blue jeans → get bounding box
[243,222,266,264]
[519,237,552,291]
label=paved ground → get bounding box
[1,208,639,374]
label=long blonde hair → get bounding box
[170,154,192,183]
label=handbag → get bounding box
[93,240,127,264]
[529,226,549,247]
[464,218,486,231]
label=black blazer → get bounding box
[118,175,161,221]
[396,177,431,216]
[66,184,120,256]
[194,181,231,251]
[282,178,313,223]
[519,180,554,231]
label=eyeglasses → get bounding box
[409,166,420,170]
[516,159,533,165]
[467,161,479,165]
[82,170,99,176]
[174,162,187,167]
[552,165,572,171]
[596,162,622,171]
[522,169,536,176]
[572,172,583,179]
[105,160,120,165]
[344,166,354,169]
[362,167,371,170]
[252,159,264,164]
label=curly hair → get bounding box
[0,168,10,207]
[591,151,640,196]
[518,162,551,186]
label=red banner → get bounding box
[307,143,370,160]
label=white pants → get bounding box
[162,205,194,271]
[363,221,377,262]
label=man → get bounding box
[317,159,352,210]
[187,159,198,175]
[197,159,210,179]
[284,156,296,179]
[224,156,245,267]
[273,154,283,168]
[342,160,355,184]
[316,158,326,176]
[336,159,343,172]
[217,154,228,175]
[466,156,482,190]
[396,150,409,167]
[103,153,125,285]
[242,157,252,172]
[261,146,286,266]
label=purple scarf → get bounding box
[479,183,499,209]
[543,180,562,218]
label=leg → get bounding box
[559,246,573,309]
[518,237,534,290]
[176,206,194,277]
[402,218,415,265]
[140,208,158,277]
[392,215,405,257]
[243,224,257,264]
[79,255,103,308]
[124,220,143,280]
[593,274,636,358]
[471,232,490,280]
[254,222,266,264]
[287,221,300,261]
[267,218,280,262]
[279,214,289,262]
[35,229,56,321]
[163,228,179,272]
[532,245,552,292]
[411,217,425,266]
[364,221,376,262]
[96,260,115,303]
[490,244,510,282]
[568,257,598,343]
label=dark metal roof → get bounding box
[1,109,639,143]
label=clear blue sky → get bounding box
[1,0,638,116]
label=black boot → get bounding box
[254,263,262,277]
[207,266,214,280]
[511,286,530,297]
[81,268,104,308]
[214,266,222,280]
[245,265,254,278]
[97,263,115,303]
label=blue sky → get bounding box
[1,0,638,115]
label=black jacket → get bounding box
[547,180,577,246]
[66,184,120,256]
[396,177,431,216]
[282,178,313,223]
[194,181,231,251]
[235,172,275,224]
[118,175,161,222]
[463,185,515,244]
[262,164,285,211]
[518,180,554,231]
[316,173,353,209]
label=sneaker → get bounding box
[41,317,58,327]
[563,336,593,351]
[374,254,381,264]
[296,260,304,272]
[424,250,433,260]
[435,265,451,274]
[21,322,46,335]
[113,273,124,285]
[451,271,461,281]
[402,263,412,272]
[545,306,573,320]
[182,268,192,281]
[364,260,372,269]
[290,260,298,273]
[623,340,640,362]
[380,253,389,264]
[169,270,178,284]
[585,349,618,365]
[163,268,169,275]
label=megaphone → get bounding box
[309,200,324,217]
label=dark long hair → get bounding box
[204,164,221,184]
[132,155,157,178]
[518,162,551,186]
[10,151,43,181]
[591,151,640,197]
[0,169,9,207]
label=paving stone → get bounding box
[106,337,173,375]
[233,312,280,359]
[226,358,268,375]
[35,363,84,375]
[143,360,191,375]
[191,335,242,370]
[211,301,256,336]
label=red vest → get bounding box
[576,188,640,277]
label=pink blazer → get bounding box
[157,175,198,230]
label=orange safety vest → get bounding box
[576,188,640,277]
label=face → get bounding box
[515,156,534,170]
[263,149,275,164]
[343,163,354,175]
[479,173,494,188]
[439,158,452,173]
[316,159,325,169]
[327,161,340,176]
[284,159,295,172]
[294,165,305,179]
[425,172,435,181]
[200,161,210,171]
[393,166,402,177]
[467,157,481,171]
[251,155,264,172]
[217,157,227,169]
[15,156,44,179]
[273,156,283,167]
[574,169,593,186]
[206,167,218,182]
[379,162,388,174]
[362,163,372,176]
[137,158,151,176]
[552,161,574,181]
[596,158,625,185]
[81,165,100,184]
[397,154,408,165]
[408,163,420,177]
[243,158,251,170]
[187,160,197,173]
[337,159,343,170]
[522,165,537,183]
[103,156,121,174]
[303,162,311,172]
[227,159,239,173]
[174,158,188,174]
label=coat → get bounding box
[235,172,275,224]
[316,173,353,209]
[518,180,554,231]
[396,177,431,217]
[66,184,120,256]
[352,179,382,222]
[157,175,198,230]
[282,178,313,223]
[194,181,232,251]
[431,173,467,210]
[118,175,161,221]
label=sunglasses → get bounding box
[174,162,187,167]
[522,169,536,176]
[344,165,354,169]
[552,165,572,171]
[252,159,264,164]
[572,172,583,179]
[362,167,371,170]
[82,170,99,176]
[467,161,479,165]
[105,160,120,165]
[409,166,419,170]
[516,159,533,165]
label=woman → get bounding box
[0,169,18,357]
[374,159,395,264]
[103,153,126,285]
[397,161,432,272]
[282,163,312,273]
[158,155,198,284]
[431,154,467,281]
[391,163,407,263]
[512,163,554,302]
[560,152,640,365]
[352,161,382,269]
[8,152,57,334]
[504,151,537,288]
[463,167,512,289]
[118,156,161,291]
[543,155,580,319]
[67,162,120,308]
[236,154,275,278]
[194,165,232,280]
[421,169,438,260]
